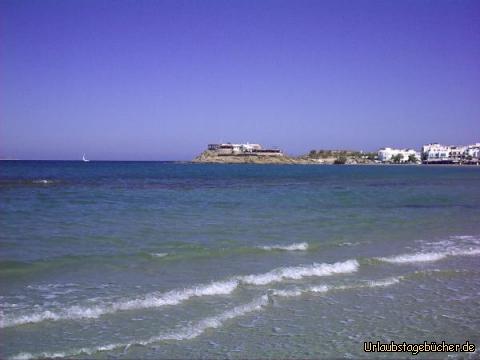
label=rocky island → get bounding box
[193,143,376,165]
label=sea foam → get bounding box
[1,260,357,328]
[0,280,238,328]
[239,259,358,286]
[150,253,168,258]
[378,248,480,264]
[9,275,403,360]
[259,242,309,251]
[9,295,269,360]
[32,179,53,184]
[271,276,402,298]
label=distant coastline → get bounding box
[193,149,378,165]
[193,142,480,165]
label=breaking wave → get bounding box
[0,280,238,328]
[259,242,309,251]
[239,259,358,286]
[32,179,54,185]
[377,248,480,264]
[9,275,402,360]
[10,295,270,360]
[1,260,357,328]
[150,252,168,258]
[271,276,403,298]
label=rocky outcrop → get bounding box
[192,151,377,165]
[193,151,328,164]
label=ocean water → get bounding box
[1,161,480,359]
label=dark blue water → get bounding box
[1,161,480,359]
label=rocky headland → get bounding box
[192,150,376,165]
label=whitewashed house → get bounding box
[422,142,480,163]
[466,143,480,159]
[377,148,420,163]
[421,143,452,162]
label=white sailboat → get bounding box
[82,153,90,162]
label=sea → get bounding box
[1,161,479,359]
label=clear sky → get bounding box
[1,0,479,160]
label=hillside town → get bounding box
[194,142,480,165]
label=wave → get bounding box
[451,235,476,240]
[377,248,480,264]
[364,277,402,287]
[9,275,402,360]
[0,260,357,328]
[239,259,358,286]
[0,179,64,188]
[259,242,309,251]
[271,276,403,298]
[0,280,238,328]
[9,275,400,360]
[32,179,54,184]
[10,295,270,360]
[150,252,168,258]
[338,241,361,247]
[0,244,307,277]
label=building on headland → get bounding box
[377,148,420,163]
[207,143,283,156]
[421,143,480,164]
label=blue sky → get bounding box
[1,0,479,160]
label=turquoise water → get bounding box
[1,162,480,359]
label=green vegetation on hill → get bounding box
[307,149,362,159]
[304,149,377,164]
[193,148,378,165]
[307,149,377,158]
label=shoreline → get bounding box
[192,150,480,166]
[2,159,479,166]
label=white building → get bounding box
[239,143,262,153]
[225,143,262,154]
[466,143,480,159]
[449,146,467,161]
[421,142,480,163]
[377,148,420,163]
[207,142,282,156]
[421,143,452,162]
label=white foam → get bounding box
[338,242,361,247]
[272,289,303,297]
[451,235,475,240]
[9,275,403,360]
[0,280,239,328]
[151,253,168,258]
[32,179,53,184]
[240,259,358,286]
[9,296,269,360]
[1,260,357,328]
[450,248,480,256]
[364,277,402,288]
[273,277,401,298]
[309,285,329,293]
[378,252,447,264]
[378,248,480,264]
[260,242,309,251]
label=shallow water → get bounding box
[1,162,479,359]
